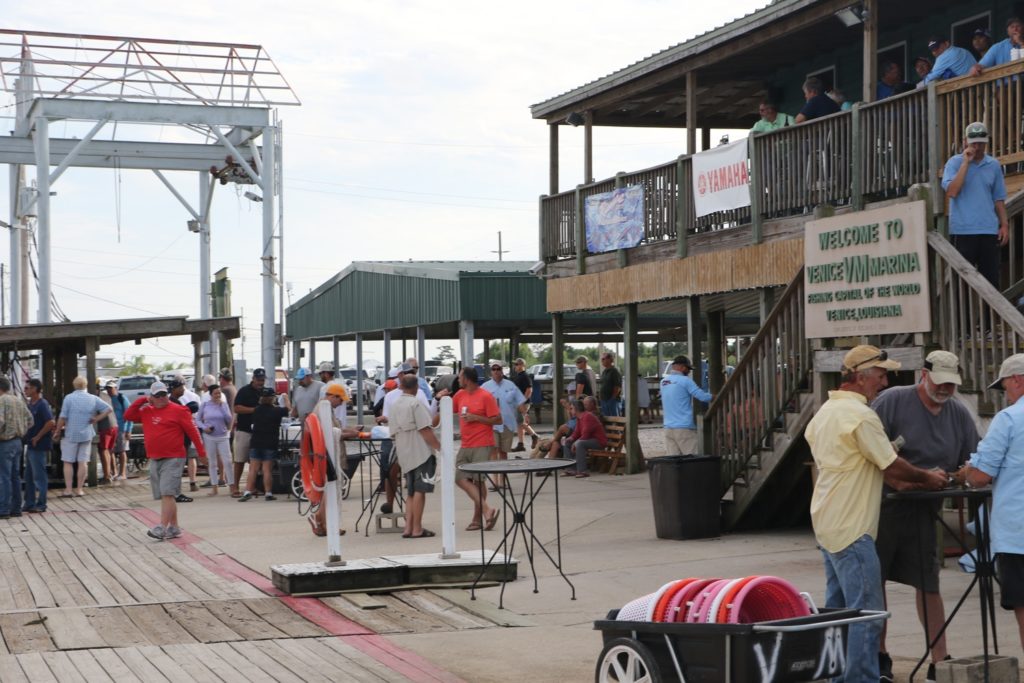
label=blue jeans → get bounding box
[821,534,884,682]
[0,438,22,516]
[600,398,622,417]
[23,448,48,511]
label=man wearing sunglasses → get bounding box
[805,345,948,683]
[871,350,979,682]
[942,121,1008,289]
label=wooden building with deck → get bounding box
[532,0,1024,528]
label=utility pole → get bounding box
[491,230,508,261]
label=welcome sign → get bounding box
[804,201,931,338]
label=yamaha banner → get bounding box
[691,138,751,218]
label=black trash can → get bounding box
[649,455,721,540]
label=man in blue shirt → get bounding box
[794,77,840,124]
[22,379,55,513]
[970,17,1024,75]
[919,36,977,86]
[941,121,1008,288]
[481,363,526,486]
[660,355,713,456]
[964,353,1024,651]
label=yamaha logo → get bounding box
[697,173,707,196]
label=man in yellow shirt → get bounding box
[805,345,947,683]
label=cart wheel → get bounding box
[595,637,662,683]
[291,471,307,502]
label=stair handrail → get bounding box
[929,231,1024,398]
[705,266,810,494]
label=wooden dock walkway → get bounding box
[0,482,484,682]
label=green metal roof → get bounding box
[285,261,547,341]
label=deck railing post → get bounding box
[676,156,689,258]
[575,185,586,274]
[851,103,864,211]
[749,138,763,243]
[927,82,944,220]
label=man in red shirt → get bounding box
[125,381,206,540]
[441,367,501,531]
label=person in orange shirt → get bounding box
[439,367,500,531]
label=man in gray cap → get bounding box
[963,353,1024,653]
[871,350,979,682]
[942,121,1008,289]
[805,345,947,683]
[290,368,323,422]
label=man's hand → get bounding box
[435,389,450,399]
[964,143,977,162]
[923,468,949,491]
[999,222,1010,246]
[970,64,984,77]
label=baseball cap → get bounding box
[490,363,503,371]
[325,382,349,399]
[384,379,397,391]
[974,27,992,38]
[841,345,901,373]
[252,367,267,379]
[387,366,400,378]
[295,368,309,380]
[165,378,184,389]
[149,381,168,396]
[988,353,1024,390]
[927,35,947,51]
[924,350,962,385]
[398,362,415,374]
[260,387,276,397]
[219,367,232,380]
[202,374,216,388]
[672,355,692,368]
[575,355,588,364]
[317,361,335,373]
[966,121,989,143]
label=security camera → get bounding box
[529,261,546,275]
[244,191,263,202]
[187,219,200,233]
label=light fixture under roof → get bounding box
[835,4,867,27]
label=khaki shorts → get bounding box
[232,430,252,464]
[456,446,493,481]
[664,428,698,456]
[495,429,514,454]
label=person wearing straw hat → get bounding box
[942,121,1008,289]
[805,345,947,683]
[871,350,979,682]
[963,353,1024,652]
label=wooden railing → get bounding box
[539,189,576,259]
[754,110,852,215]
[705,267,810,492]
[929,231,1024,402]
[860,88,930,197]
[937,60,1024,165]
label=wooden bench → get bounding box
[587,416,628,475]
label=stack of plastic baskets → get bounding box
[616,576,812,624]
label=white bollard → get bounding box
[316,401,345,565]
[438,396,459,559]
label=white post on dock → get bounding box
[438,396,459,559]
[317,401,345,565]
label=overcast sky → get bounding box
[1,0,766,370]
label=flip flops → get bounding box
[465,522,482,531]
[485,508,500,531]
[404,529,435,538]
[175,494,194,503]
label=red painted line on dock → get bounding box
[127,506,465,682]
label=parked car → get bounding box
[528,364,575,381]
[338,367,377,403]
[423,365,453,381]
[117,374,160,403]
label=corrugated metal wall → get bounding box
[286,270,460,339]
[459,273,548,322]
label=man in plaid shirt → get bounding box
[0,376,32,519]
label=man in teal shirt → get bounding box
[750,101,794,134]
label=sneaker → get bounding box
[878,652,894,683]
[238,491,253,502]
[926,655,952,683]
[200,481,214,488]
[264,494,276,501]
[511,444,526,452]
[164,526,182,539]
[147,525,166,540]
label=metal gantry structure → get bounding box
[0,29,300,373]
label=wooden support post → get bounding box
[575,186,586,275]
[193,342,202,390]
[686,72,698,155]
[383,330,392,374]
[552,314,565,430]
[309,341,316,372]
[509,333,519,366]
[926,83,945,219]
[549,122,559,195]
[676,155,689,258]
[686,297,706,452]
[851,103,864,211]
[85,337,97,395]
[583,110,594,183]
[701,128,711,152]
[623,304,642,474]
[749,138,763,243]
[861,0,878,103]
[759,288,776,324]
[707,311,725,396]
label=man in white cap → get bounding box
[870,350,979,682]
[963,353,1024,652]
[290,368,323,422]
[942,121,1008,289]
[316,361,336,398]
[805,345,947,683]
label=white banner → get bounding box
[691,138,751,218]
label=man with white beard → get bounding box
[870,350,979,683]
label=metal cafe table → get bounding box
[457,458,577,609]
[886,487,997,683]
[347,437,403,536]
